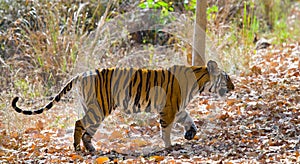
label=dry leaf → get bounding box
[108,130,123,140]
[150,156,164,162]
[10,131,19,139]
[251,66,262,75]
[226,99,236,106]
[217,112,229,120]
[131,139,149,147]
[35,120,44,130]
[71,154,83,161]
[95,156,109,164]
[192,135,200,140]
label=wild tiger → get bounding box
[12,60,234,152]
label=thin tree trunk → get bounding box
[192,0,207,66]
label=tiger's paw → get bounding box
[83,141,96,152]
[184,124,197,140]
[74,143,81,152]
[82,132,96,152]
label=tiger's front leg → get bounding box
[161,122,173,147]
[159,106,176,147]
[175,110,197,140]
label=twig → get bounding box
[90,0,116,58]
[0,56,9,67]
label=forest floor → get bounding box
[0,43,299,163]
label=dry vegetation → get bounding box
[0,0,300,163]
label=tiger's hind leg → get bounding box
[73,114,102,152]
[175,110,197,140]
[82,123,100,152]
[74,120,84,151]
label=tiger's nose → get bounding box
[228,83,234,91]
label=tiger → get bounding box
[12,60,234,152]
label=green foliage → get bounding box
[257,0,293,43]
[207,5,218,21]
[14,80,30,95]
[209,0,297,73]
[14,79,38,98]
[139,0,173,11]
[242,1,259,46]
[139,0,175,24]
[273,20,291,43]
[184,0,196,12]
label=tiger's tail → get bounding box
[12,75,79,115]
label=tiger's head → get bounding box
[205,60,234,97]
[191,60,234,97]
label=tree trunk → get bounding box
[192,0,207,66]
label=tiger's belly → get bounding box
[115,86,168,114]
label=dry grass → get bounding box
[0,1,299,163]
[1,0,299,137]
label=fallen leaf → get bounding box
[193,135,199,140]
[150,155,164,162]
[95,156,109,164]
[35,120,44,130]
[71,154,83,161]
[227,99,236,106]
[217,112,229,120]
[131,138,149,147]
[10,131,19,139]
[108,130,123,140]
[251,66,262,75]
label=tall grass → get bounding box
[206,0,296,74]
[0,1,109,132]
[2,1,107,98]
[1,0,298,98]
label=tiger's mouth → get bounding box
[218,85,235,97]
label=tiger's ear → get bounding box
[207,60,220,75]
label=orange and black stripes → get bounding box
[11,65,214,122]
[12,61,234,152]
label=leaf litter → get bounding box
[0,43,300,163]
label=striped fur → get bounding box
[12,60,234,152]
